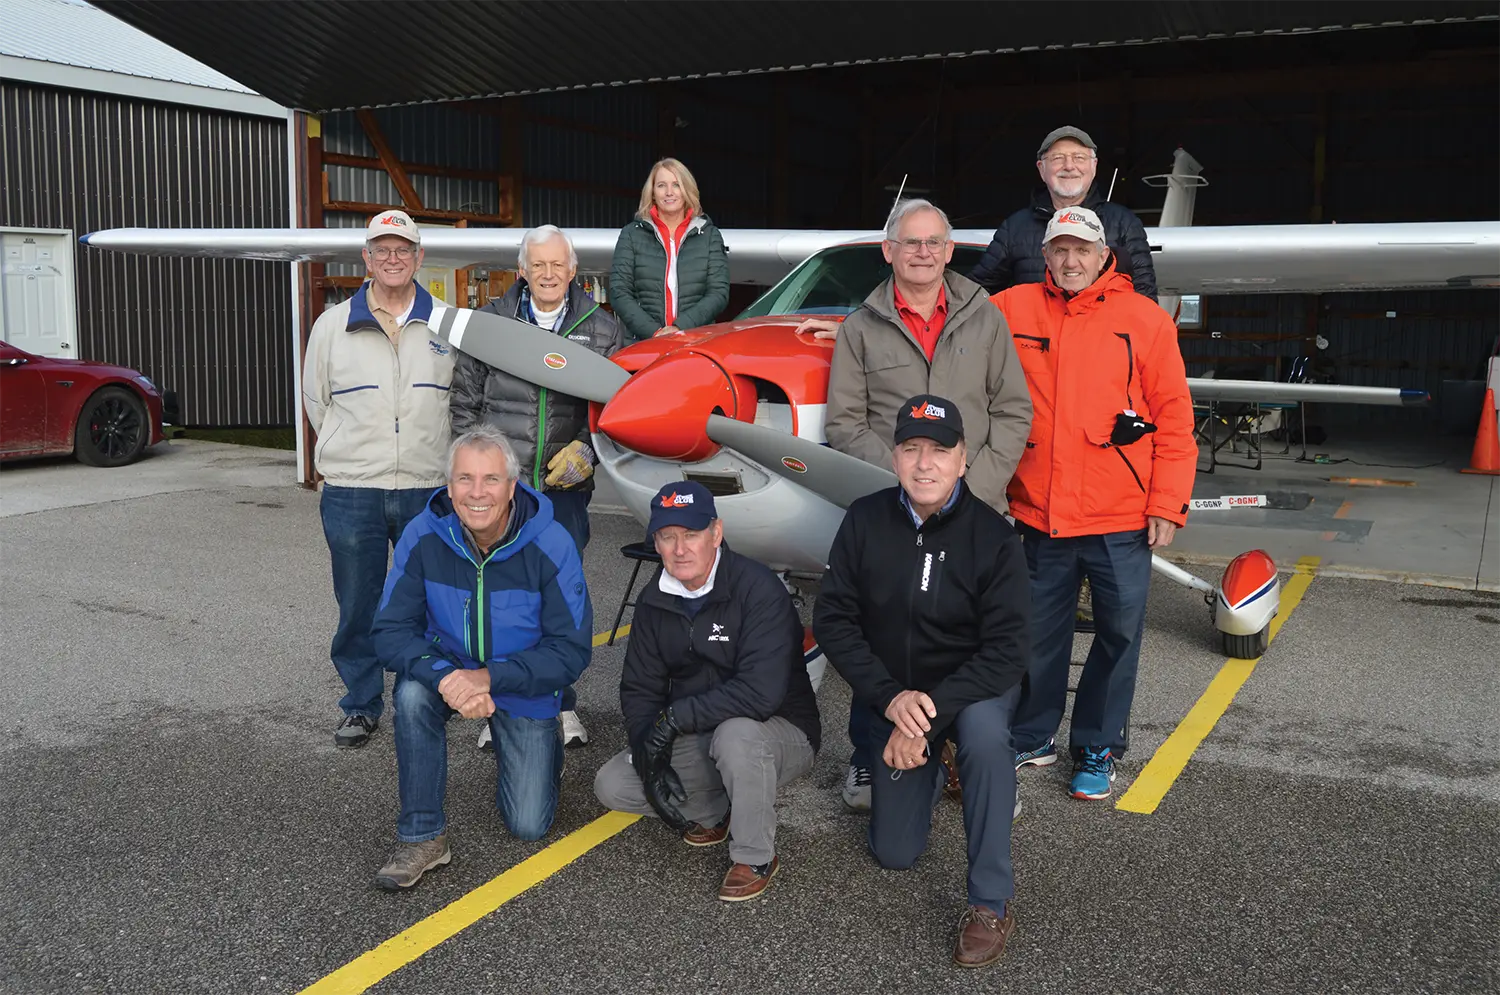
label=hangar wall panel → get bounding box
[0,80,291,426]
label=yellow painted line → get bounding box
[1116,555,1320,815]
[299,811,642,995]
[592,623,629,647]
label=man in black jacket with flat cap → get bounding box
[815,393,1031,970]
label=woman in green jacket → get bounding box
[609,158,730,342]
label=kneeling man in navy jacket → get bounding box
[371,425,593,890]
[595,481,820,902]
[814,394,1031,969]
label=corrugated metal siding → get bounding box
[0,80,290,426]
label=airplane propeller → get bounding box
[427,305,630,405]
[705,414,896,509]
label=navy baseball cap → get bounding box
[894,394,965,448]
[647,480,717,538]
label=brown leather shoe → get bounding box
[718,856,779,902]
[682,813,730,847]
[941,739,963,802]
[952,904,1015,968]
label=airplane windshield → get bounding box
[737,244,986,319]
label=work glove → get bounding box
[1108,410,1158,447]
[632,708,689,830]
[544,440,595,488]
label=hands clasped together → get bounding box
[437,668,494,720]
[883,689,937,771]
[633,708,690,830]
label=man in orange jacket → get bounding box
[992,206,1195,801]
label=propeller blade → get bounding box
[706,414,896,509]
[427,305,630,405]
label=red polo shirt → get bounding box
[892,284,948,362]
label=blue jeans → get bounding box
[547,488,592,713]
[867,689,1021,912]
[320,484,434,719]
[393,678,563,842]
[1011,524,1152,760]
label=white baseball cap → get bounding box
[1044,206,1106,245]
[366,209,421,244]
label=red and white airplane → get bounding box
[81,150,1500,656]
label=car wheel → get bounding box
[74,386,150,467]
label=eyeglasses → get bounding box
[891,237,948,253]
[526,261,570,275]
[1043,152,1096,167]
[369,246,417,260]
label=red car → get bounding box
[0,340,169,466]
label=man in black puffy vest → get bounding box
[969,125,1158,301]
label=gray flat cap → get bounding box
[1037,126,1098,159]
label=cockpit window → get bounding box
[737,244,986,319]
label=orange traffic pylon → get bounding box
[1460,387,1499,475]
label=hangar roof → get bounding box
[91,0,1499,112]
[1,0,284,116]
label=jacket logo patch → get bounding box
[543,352,567,370]
[708,622,730,643]
[659,491,694,508]
[910,402,946,420]
[920,552,933,591]
[429,340,451,356]
[566,333,590,343]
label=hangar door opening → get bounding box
[1,228,78,357]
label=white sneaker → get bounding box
[561,709,589,747]
[841,764,872,811]
[1013,788,1022,822]
[476,722,493,751]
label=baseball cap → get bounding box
[646,481,717,538]
[894,394,965,448]
[1036,126,1098,159]
[366,209,421,244]
[1044,206,1107,245]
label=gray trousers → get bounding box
[594,716,815,866]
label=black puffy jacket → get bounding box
[450,279,623,492]
[813,481,1031,740]
[619,545,821,753]
[968,187,1158,301]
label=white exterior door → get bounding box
[1,228,78,357]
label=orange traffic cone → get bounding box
[1460,387,1499,475]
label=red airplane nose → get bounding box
[597,351,745,462]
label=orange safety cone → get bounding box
[1460,387,1499,475]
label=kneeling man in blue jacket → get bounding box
[371,425,593,890]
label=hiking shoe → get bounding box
[561,709,589,748]
[718,857,779,902]
[1014,738,1057,770]
[1070,747,1117,800]
[374,836,451,890]
[477,722,493,751]
[841,764,872,811]
[334,714,376,749]
[953,904,1015,968]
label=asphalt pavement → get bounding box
[1,443,1496,995]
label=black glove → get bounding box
[1108,410,1157,447]
[632,708,689,830]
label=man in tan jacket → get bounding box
[800,197,1032,810]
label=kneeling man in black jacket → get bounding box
[815,394,1031,969]
[595,481,820,903]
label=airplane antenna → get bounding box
[882,173,910,232]
[1106,167,1118,202]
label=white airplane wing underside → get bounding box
[81,221,1500,295]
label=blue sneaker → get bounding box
[1014,738,1058,770]
[1070,748,1117,800]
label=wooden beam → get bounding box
[323,151,503,183]
[296,111,325,490]
[500,98,524,227]
[324,200,509,224]
[355,109,423,210]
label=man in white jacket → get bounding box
[303,209,455,748]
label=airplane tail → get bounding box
[1142,149,1208,322]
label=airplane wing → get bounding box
[1186,379,1427,406]
[81,221,1500,294]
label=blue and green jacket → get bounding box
[373,482,592,719]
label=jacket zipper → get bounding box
[1115,332,1135,409]
[1114,447,1146,493]
[531,304,600,490]
[905,528,923,689]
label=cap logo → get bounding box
[1060,211,1102,232]
[909,402,946,420]
[543,352,567,370]
[379,214,410,227]
[781,457,807,473]
[659,491,694,508]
